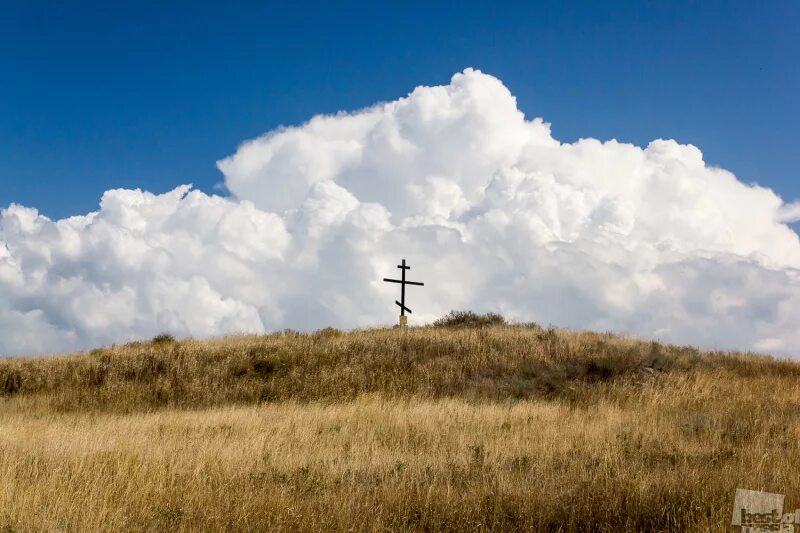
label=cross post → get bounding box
[383,258,424,326]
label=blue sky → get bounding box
[1,0,798,221]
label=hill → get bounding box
[1,321,798,531]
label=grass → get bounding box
[0,323,798,531]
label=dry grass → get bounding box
[1,325,799,531]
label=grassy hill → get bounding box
[1,319,799,531]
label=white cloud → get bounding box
[2,68,799,356]
[778,201,800,223]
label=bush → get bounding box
[1,367,22,396]
[433,310,506,328]
[313,327,343,339]
[152,333,176,345]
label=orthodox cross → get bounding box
[383,259,424,324]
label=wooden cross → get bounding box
[383,259,424,320]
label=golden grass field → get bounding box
[1,322,799,531]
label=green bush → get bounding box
[152,333,176,345]
[433,310,506,328]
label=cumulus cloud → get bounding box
[2,68,799,356]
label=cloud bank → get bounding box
[2,69,799,356]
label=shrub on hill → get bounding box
[433,310,506,328]
[152,333,176,345]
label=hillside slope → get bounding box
[1,324,799,531]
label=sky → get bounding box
[1,1,799,357]
[1,1,798,220]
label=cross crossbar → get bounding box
[383,278,424,286]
